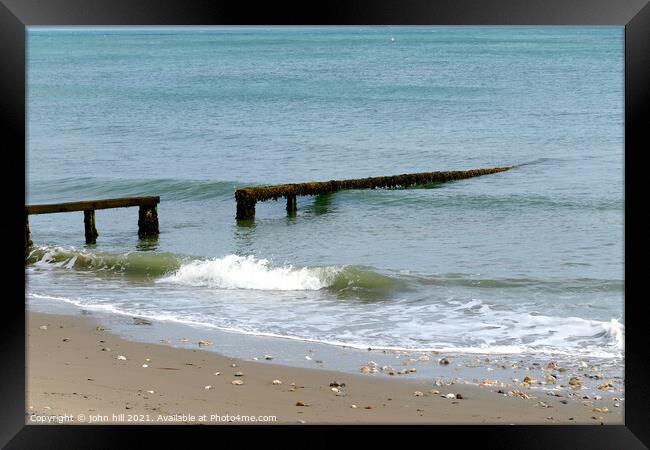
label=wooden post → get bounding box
[138,205,160,238]
[25,214,32,249]
[236,199,256,221]
[84,210,98,244]
[286,195,297,214]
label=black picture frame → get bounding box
[2,0,648,447]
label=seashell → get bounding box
[272,379,282,385]
[198,340,212,347]
[414,391,424,397]
[204,385,212,390]
[231,380,244,385]
[117,355,127,360]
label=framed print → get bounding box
[2,0,648,447]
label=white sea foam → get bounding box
[157,254,341,291]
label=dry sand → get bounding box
[26,311,622,425]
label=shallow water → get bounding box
[26,27,624,364]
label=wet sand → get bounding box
[26,311,623,425]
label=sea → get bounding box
[26,26,624,376]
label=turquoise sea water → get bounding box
[26,27,624,362]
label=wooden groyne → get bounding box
[25,196,160,248]
[235,167,512,220]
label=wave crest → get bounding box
[158,255,340,291]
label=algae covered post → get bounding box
[83,210,99,244]
[138,204,160,238]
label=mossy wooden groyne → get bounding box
[25,196,160,248]
[235,167,512,220]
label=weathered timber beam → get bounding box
[25,196,160,215]
[234,167,513,220]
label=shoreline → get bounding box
[26,311,623,424]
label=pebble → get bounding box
[101,347,111,352]
[597,380,614,391]
[95,325,105,332]
[305,356,312,361]
[350,404,358,409]
[445,393,456,399]
[523,376,536,384]
[230,363,238,368]
[331,387,340,393]
[364,406,373,410]
[198,340,212,347]
[569,377,582,388]
[509,390,531,400]
[545,374,557,384]
[593,407,609,413]
[39,325,48,330]
[180,337,188,342]
[439,358,450,365]
[231,380,244,385]
[142,364,148,368]
[264,355,273,360]
[234,371,244,377]
[204,385,213,390]
[330,381,346,388]
[430,389,440,395]
[272,379,282,385]
[408,368,417,373]
[296,401,306,407]
[214,372,221,376]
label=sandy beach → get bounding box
[25,311,622,425]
